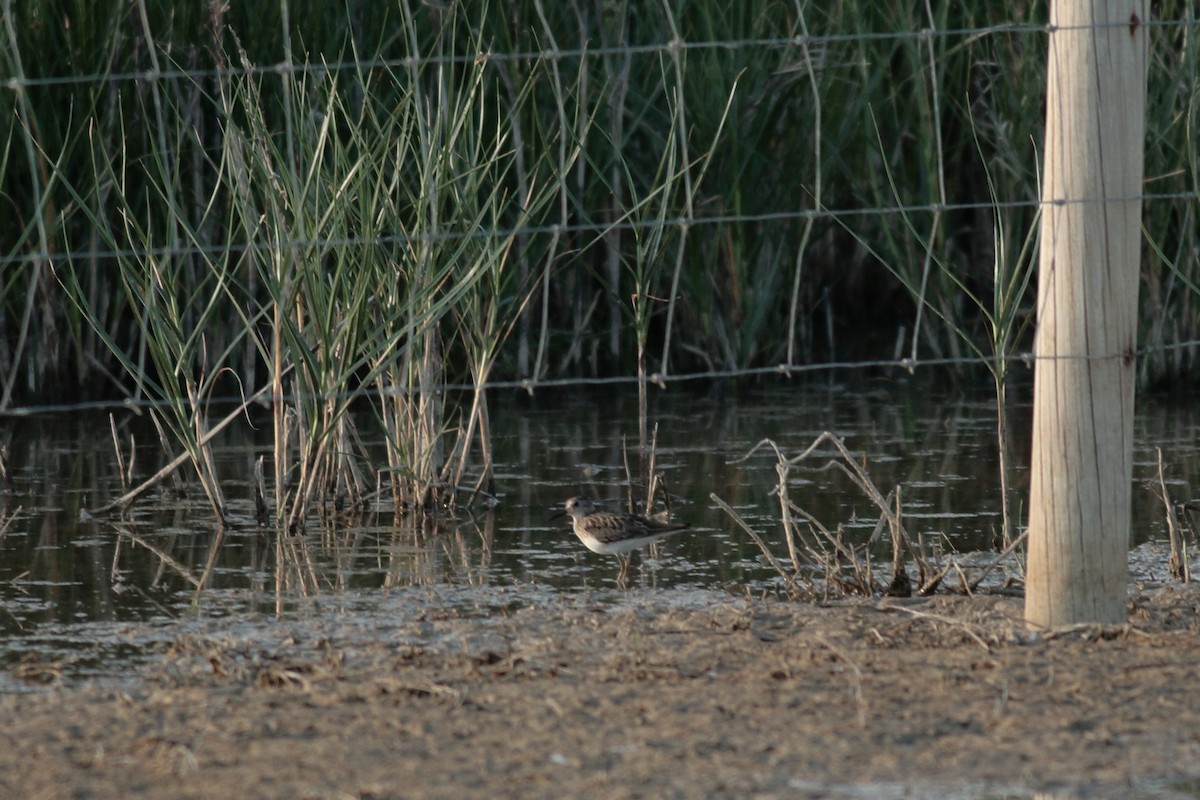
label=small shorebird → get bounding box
[555,496,690,581]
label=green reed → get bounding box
[1141,0,1200,385]
[4,0,1200,421]
[45,1,586,528]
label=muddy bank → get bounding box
[4,585,1200,799]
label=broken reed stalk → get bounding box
[87,377,279,517]
[149,414,187,501]
[818,524,877,597]
[727,432,1035,597]
[771,441,805,586]
[882,489,951,596]
[788,501,871,591]
[709,493,810,596]
[619,424,672,519]
[271,285,288,529]
[1154,447,1189,583]
[1181,500,1200,543]
[253,455,269,526]
[0,507,18,541]
[875,601,993,652]
[644,423,660,516]
[108,414,134,498]
[886,487,912,596]
[465,397,497,506]
[186,378,227,525]
[330,415,368,513]
[966,527,1030,593]
[724,433,916,597]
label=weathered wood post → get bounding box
[1025,0,1148,628]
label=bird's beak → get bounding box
[549,508,567,522]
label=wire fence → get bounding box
[6,341,1200,419]
[5,16,1192,90]
[10,190,1200,268]
[4,4,1199,415]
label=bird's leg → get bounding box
[617,555,631,588]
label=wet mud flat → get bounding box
[4,585,1200,799]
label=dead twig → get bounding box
[875,600,992,652]
[710,493,810,597]
[967,528,1030,592]
[1153,448,1189,582]
[727,434,911,598]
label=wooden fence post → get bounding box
[1025,0,1148,628]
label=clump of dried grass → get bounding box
[1152,446,1198,584]
[158,633,343,690]
[714,432,1006,600]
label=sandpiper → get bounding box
[556,496,690,556]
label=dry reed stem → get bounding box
[886,487,912,596]
[0,506,19,541]
[874,600,993,652]
[726,433,919,597]
[1154,447,1189,582]
[88,376,280,516]
[966,528,1030,593]
[108,414,134,497]
[708,493,809,596]
[645,423,660,517]
[187,380,227,525]
[149,414,186,500]
[911,533,952,596]
[620,425,666,518]
[253,455,269,525]
[1181,501,1200,550]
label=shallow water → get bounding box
[1,374,1198,678]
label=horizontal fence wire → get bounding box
[4,17,1191,91]
[9,190,1200,267]
[4,340,1199,418]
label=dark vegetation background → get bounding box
[2,1,1198,410]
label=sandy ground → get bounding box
[5,584,1200,799]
